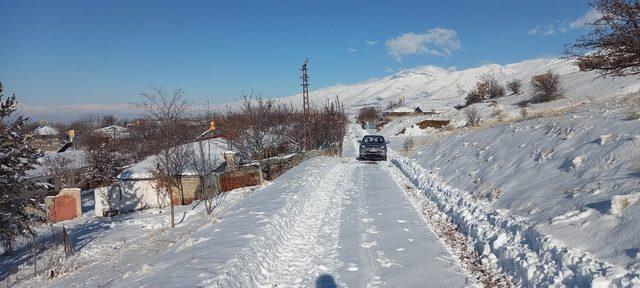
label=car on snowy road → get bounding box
[358,135,388,161]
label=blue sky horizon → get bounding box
[1,0,597,120]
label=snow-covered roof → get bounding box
[34,125,60,136]
[27,149,88,178]
[118,138,235,180]
[95,125,129,138]
[385,107,415,113]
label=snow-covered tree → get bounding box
[0,82,43,253]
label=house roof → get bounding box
[117,138,235,180]
[384,107,415,113]
[34,125,60,136]
[27,149,88,178]
[95,125,129,138]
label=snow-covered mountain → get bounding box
[278,58,640,114]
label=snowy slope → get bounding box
[405,103,640,267]
[278,58,640,115]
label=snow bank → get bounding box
[402,106,640,268]
[390,151,640,287]
[215,157,345,286]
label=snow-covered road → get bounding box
[334,144,469,287]
[213,127,471,287]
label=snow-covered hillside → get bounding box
[280,58,640,116]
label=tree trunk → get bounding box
[170,191,175,228]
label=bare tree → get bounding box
[507,79,522,95]
[308,97,348,153]
[101,115,118,127]
[464,106,481,126]
[356,106,379,125]
[43,154,81,191]
[151,143,191,227]
[565,0,640,77]
[136,86,192,228]
[189,140,224,215]
[531,71,564,103]
[223,92,290,161]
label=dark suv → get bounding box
[358,135,388,161]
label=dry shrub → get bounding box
[491,105,508,122]
[520,107,529,119]
[464,106,481,126]
[531,71,564,103]
[507,79,522,94]
[482,75,506,99]
[465,82,487,106]
[402,137,415,153]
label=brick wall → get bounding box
[45,188,82,222]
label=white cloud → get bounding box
[366,40,379,46]
[385,67,394,73]
[570,8,602,29]
[528,23,569,36]
[530,8,602,37]
[347,48,358,53]
[385,28,461,61]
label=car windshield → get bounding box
[363,136,385,143]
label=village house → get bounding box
[381,106,442,122]
[93,138,265,216]
[94,125,130,139]
[32,125,62,151]
[27,149,90,191]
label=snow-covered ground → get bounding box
[5,56,640,287]
[4,126,477,287]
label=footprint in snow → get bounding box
[361,241,377,248]
[376,251,399,268]
[346,263,359,272]
[396,248,405,252]
[403,228,410,232]
[397,220,406,223]
[408,238,414,242]
[365,227,379,234]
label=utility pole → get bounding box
[301,58,310,150]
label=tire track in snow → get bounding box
[216,159,346,287]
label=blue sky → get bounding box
[1,0,594,110]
